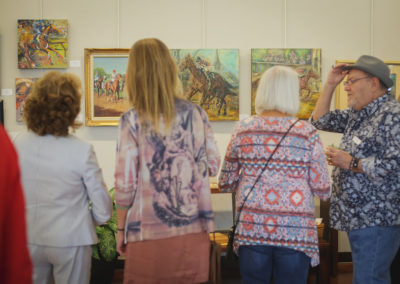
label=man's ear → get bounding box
[371,76,382,90]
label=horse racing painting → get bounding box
[251,48,321,119]
[85,48,130,126]
[171,49,239,121]
[18,19,68,69]
[16,78,38,123]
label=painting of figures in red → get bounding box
[18,19,68,69]
[16,78,38,122]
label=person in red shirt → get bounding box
[0,125,32,283]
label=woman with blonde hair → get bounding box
[219,66,330,284]
[14,71,112,284]
[115,38,220,283]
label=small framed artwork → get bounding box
[334,60,400,110]
[18,19,68,69]
[171,49,240,121]
[84,48,130,126]
[251,48,321,119]
[16,78,38,123]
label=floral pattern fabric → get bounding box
[218,116,330,267]
[312,94,400,231]
[115,99,220,242]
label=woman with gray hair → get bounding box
[218,65,330,284]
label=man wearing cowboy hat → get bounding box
[312,55,400,284]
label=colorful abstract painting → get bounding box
[171,49,239,121]
[18,19,68,69]
[85,48,130,126]
[251,49,321,119]
[16,78,38,123]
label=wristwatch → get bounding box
[351,157,360,172]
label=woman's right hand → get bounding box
[117,231,127,256]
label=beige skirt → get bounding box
[123,232,210,284]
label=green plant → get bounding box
[92,188,117,262]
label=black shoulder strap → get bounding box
[232,119,299,232]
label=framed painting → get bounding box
[251,48,321,119]
[334,59,400,110]
[84,48,130,126]
[171,49,239,121]
[18,19,68,69]
[16,77,38,123]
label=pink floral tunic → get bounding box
[115,99,220,243]
[218,116,330,266]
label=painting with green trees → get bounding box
[84,48,130,126]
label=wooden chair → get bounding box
[319,199,338,277]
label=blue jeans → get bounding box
[348,226,400,284]
[239,245,310,284]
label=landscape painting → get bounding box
[85,48,130,126]
[251,48,321,119]
[171,49,239,121]
[18,19,68,69]
[16,78,38,123]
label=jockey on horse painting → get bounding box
[18,19,68,69]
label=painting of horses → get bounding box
[171,49,239,121]
[16,78,38,123]
[85,48,130,126]
[18,19,68,69]
[251,48,321,119]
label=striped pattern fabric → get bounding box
[218,116,330,266]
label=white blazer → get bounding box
[14,131,112,247]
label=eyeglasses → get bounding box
[343,76,371,86]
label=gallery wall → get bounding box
[2,0,400,252]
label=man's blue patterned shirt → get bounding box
[312,94,400,231]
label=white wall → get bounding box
[2,0,400,252]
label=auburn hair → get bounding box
[23,71,82,136]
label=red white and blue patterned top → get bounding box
[218,116,330,266]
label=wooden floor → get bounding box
[111,262,353,284]
[310,262,353,284]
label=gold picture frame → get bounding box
[84,48,130,126]
[334,59,400,110]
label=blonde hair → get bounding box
[23,71,82,136]
[255,65,300,116]
[126,38,182,133]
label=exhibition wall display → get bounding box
[4,0,400,253]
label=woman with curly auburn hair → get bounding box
[115,38,220,283]
[23,71,82,136]
[14,71,112,284]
